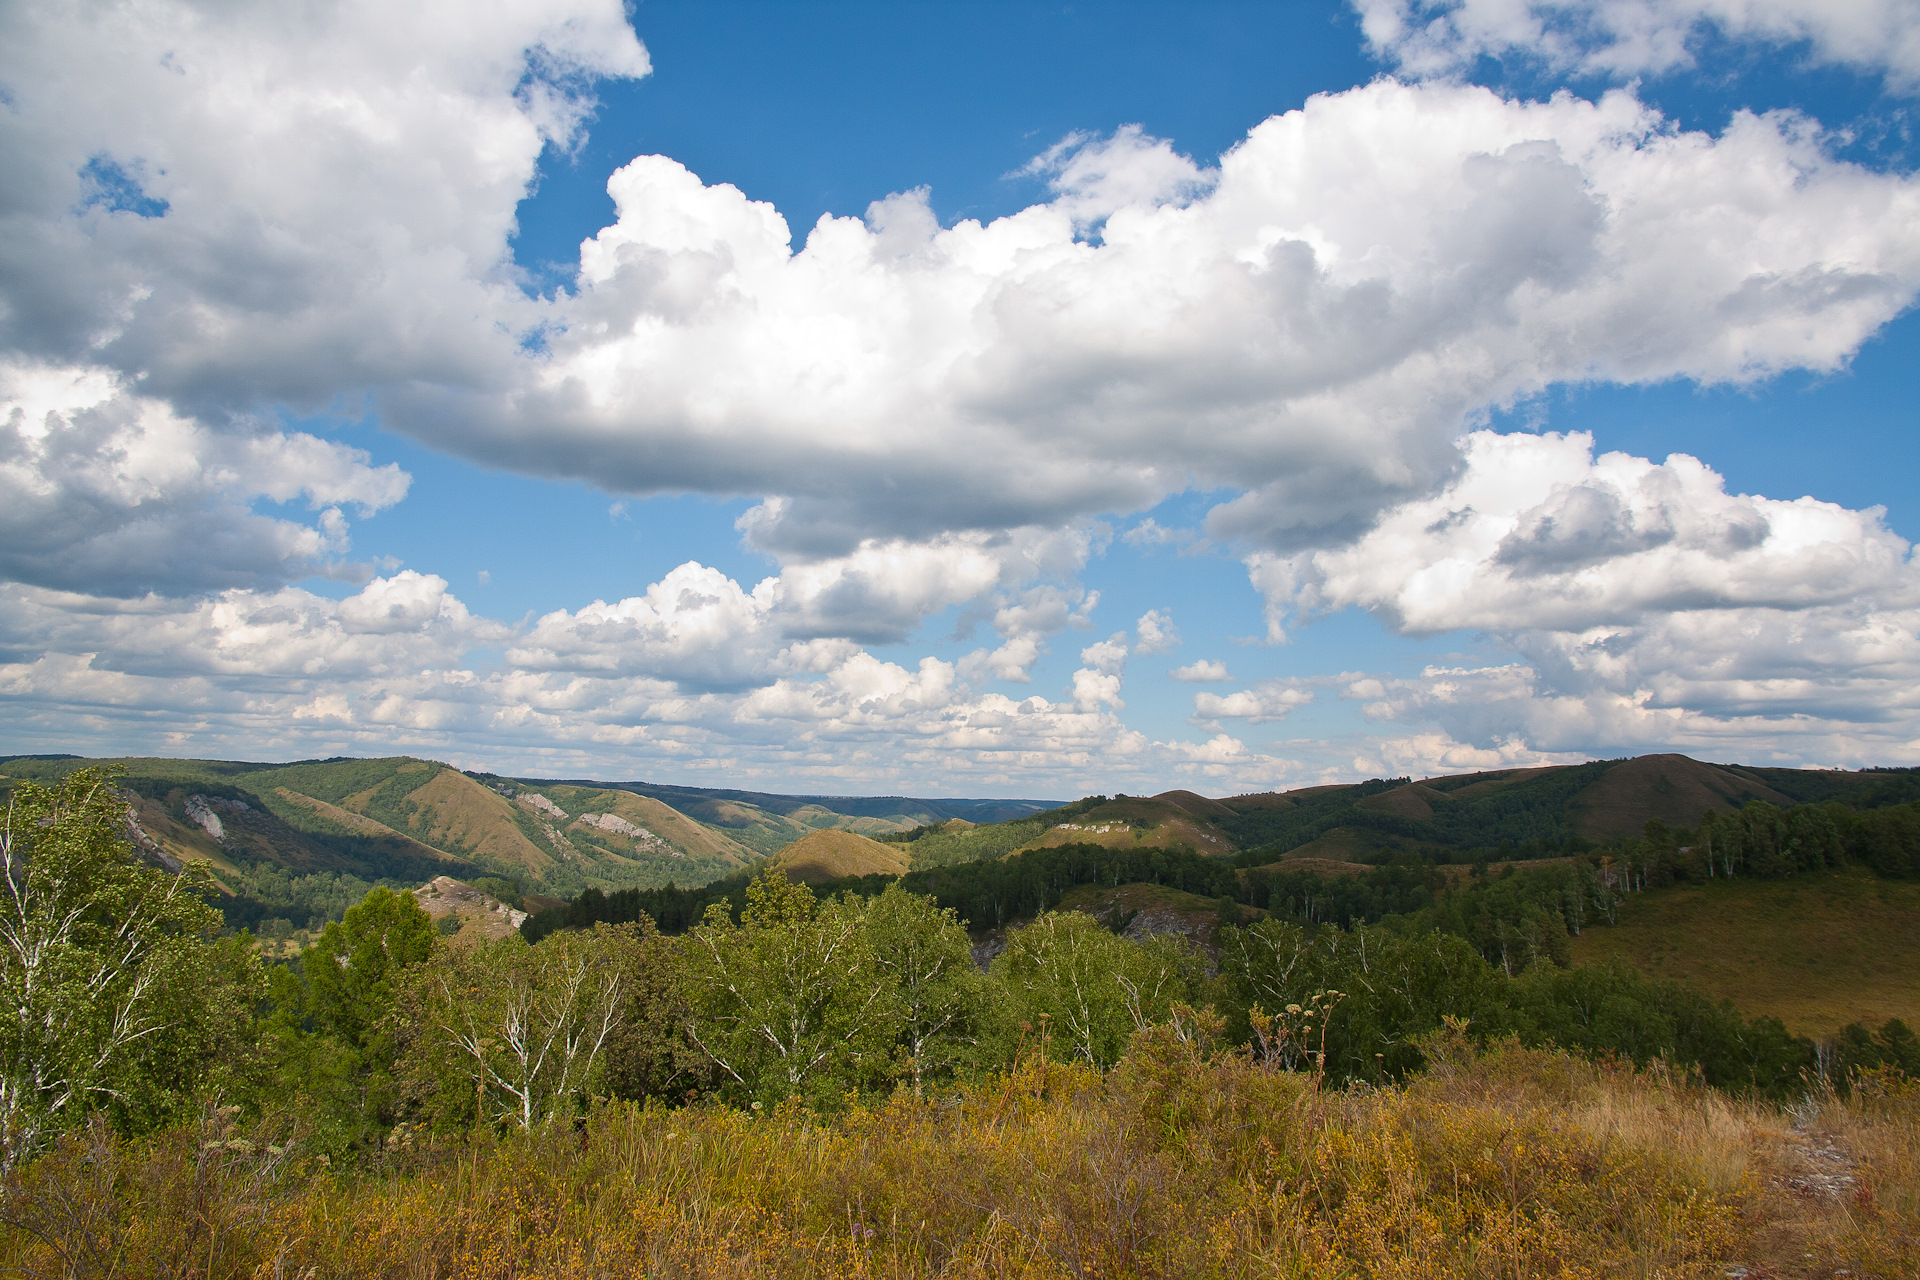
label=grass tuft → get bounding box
[5,1034,1915,1278]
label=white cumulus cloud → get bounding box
[1193,684,1315,726]
[1134,609,1181,654]
[465,81,1920,559]
[1354,0,1920,88]
[0,361,409,595]
[1250,430,1920,767]
[1259,430,1916,637]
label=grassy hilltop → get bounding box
[1570,871,1920,1034]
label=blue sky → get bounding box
[4,0,1920,795]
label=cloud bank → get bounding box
[3,0,1920,788]
[1355,0,1920,87]
[484,81,1920,562]
[1261,432,1920,768]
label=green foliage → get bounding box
[1220,920,1506,1081]
[300,888,438,1051]
[393,925,656,1132]
[863,883,987,1091]
[1509,963,1810,1094]
[1214,917,1816,1096]
[678,874,901,1103]
[1829,1018,1920,1084]
[521,840,1247,943]
[988,911,1200,1069]
[596,919,705,1104]
[1212,777,1411,853]
[897,841,1243,928]
[270,887,437,1153]
[466,876,524,909]
[1220,762,1624,859]
[895,817,1048,869]
[215,864,378,933]
[1743,764,1920,809]
[240,757,427,807]
[0,769,257,1167]
[1242,860,1444,925]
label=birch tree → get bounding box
[863,883,985,1094]
[989,912,1197,1069]
[680,873,901,1102]
[397,924,634,1131]
[0,770,223,1168]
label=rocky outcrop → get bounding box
[411,875,527,940]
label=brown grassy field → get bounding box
[389,769,556,876]
[1570,871,1920,1036]
[771,829,910,884]
[1015,796,1237,858]
[5,1033,1913,1278]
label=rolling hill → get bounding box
[0,754,1061,932]
[10,749,1919,978]
[1209,755,1920,862]
[768,829,911,884]
[866,756,1909,880]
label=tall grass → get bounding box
[5,1030,1914,1278]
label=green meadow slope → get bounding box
[1568,870,1920,1036]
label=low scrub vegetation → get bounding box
[4,1032,1915,1277]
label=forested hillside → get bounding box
[530,756,1920,1045]
[0,754,1058,940]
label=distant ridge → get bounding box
[6,750,1916,934]
[0,753,1065,911]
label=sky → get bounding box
[3,0,1920,798]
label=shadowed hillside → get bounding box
[1214,755,1920,862]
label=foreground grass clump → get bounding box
[5,1031,1915,1279]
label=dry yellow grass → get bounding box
[389,769,554,875]
[771,829,910,884]
[543,786,758,865]
[6,1036,1913,1279]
